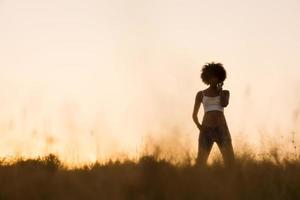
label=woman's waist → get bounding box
[202,112,227,126]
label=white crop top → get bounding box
[202,91,224,113]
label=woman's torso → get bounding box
[201,89,227,127]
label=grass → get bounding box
[0,152,299,200]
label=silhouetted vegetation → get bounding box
[0,152,299,200]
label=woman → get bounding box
[192,62,235,167]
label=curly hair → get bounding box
[200,62,227,85]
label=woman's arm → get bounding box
[192,91,203,131]
[217,82,229,107]
[220,90,230,107]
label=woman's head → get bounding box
[200,62,227,85]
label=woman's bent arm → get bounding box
[220,90,229,107]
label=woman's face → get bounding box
[208,75,219,86]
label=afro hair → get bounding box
[200,62,227,85]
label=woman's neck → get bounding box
[209,85,218,90]
[208,85,221,94]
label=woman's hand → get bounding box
[217,82,224,92]
[198,124,203,132]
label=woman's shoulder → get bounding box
[198,88,208,96]
[221,90,230,95]
[196,90,205,99]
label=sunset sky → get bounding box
[0,0,299,166]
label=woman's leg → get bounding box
[216,126,235,167]
[196,127,214,167]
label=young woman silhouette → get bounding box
[192,62,235,167]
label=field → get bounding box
[0,150,299,200]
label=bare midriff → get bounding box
[202,111,227,127]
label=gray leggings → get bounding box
[196,125,235,167]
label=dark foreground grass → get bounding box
[0,153,299,200]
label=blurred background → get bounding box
[0,0,299,166]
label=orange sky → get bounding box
[0,0,299,166]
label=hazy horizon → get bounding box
[0,0,300,166]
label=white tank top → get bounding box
[202,90,224,113]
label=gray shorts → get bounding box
[199,125,232,145]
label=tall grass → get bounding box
[0,150,299,200]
